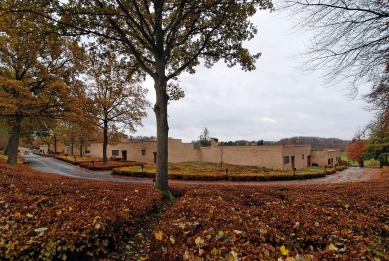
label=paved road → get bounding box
[23,152,381,186]
[23,152,150,183]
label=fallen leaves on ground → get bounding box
[150,176,389,260]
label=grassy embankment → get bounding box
[113,161,346,181]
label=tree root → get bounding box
[161,190,176,203]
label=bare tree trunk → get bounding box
[7,116,22,166]
[54,136,57,155]
[4,137,11,155]
[152,21,175,201]
[154,81,170,192]
[103,120,108,165]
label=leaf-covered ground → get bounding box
[151,174,389,261]
[0,159,162,261]
[1,155,388,261]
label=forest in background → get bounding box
[1,134,351,152]
[274,136,351,151]
[217,136,350,151]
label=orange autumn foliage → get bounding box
[346,139,366,167]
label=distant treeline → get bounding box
[218,137,351,151]
[126,135,176,141]
[128,135,351,151]
[276,136,351,151]
[126,135,156,141]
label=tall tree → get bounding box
[364,123,389,165]
[346,139,366,167]
[362,63,389,133]
[199,127,211,147]
[85,48,149,164]
[0,5,85,165]
[5,0,274,196]
[280,0,389,96]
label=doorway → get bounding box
[122,150,127,161]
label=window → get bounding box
[112,150,119,156]
[141,150,146,156]
[302,154,304,160]
[283,156,289,164]
[328,159,331,165]
[85,150,90,154]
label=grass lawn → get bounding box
[0,152,27,165]
[340,152,380,167]
[114,161,341,181]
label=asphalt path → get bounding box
[23,152,151,183]
[23,152,381,186]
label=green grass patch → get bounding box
[0,153,7,161]
[113,162,334,181]
[0,152,26,165]
[341,152,380,167]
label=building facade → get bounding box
[61,137,340,170]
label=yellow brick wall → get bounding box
[167,139,201,162]
[89,139,201,163]
[60,137,340,170]
[328,150,341,166]
[201,145,285,169]
[310,150,328,167]
[89,141,156,163]
[282,145,312,169]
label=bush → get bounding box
[338,159,348,166]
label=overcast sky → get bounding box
[131,7,374,143]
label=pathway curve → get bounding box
[24,153,382,186]
[24,152,150,183]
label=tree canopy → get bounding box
[364,123,389,165]
[280,0,389,95]
[280,0,389,152]
[199,127,211,147]
[0,5,86,165]
[3,0,274,195]
[85,48,150,164]
[346,139,366,167]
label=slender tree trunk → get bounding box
[4,137,11,155]
[152,19,175,201]
[154,80,169,192]
[54,137,57,155]
[7,116,22,166]
[103,120,108,165]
